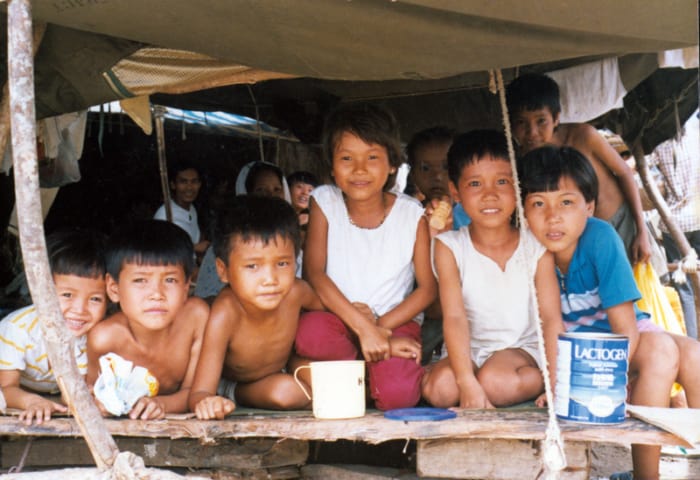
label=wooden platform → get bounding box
[0,409,692,479]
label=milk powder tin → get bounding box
[555,332,629,424]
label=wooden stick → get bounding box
[633,141,700,336]
[154,105,173,222]
[6,0,119,469]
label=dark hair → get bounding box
[105,220,195,280]
[518,146,599,204]
[47,229,107,279]
[447,130,509,185]
[406,126,456,167]
[322,103,402,191]
[213,195,301,265]
[506,73,561,117]
[245,162,285,193]
[287,170,319,188]
[168,160,201,184]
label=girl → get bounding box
[295,104,437,410]
[421,130,562,409]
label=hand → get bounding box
[129,396,166,420]
[18,397,67,426]
[194,395,236,420]
[389,336,421,364]
[631,231,651,265]
[357,324,392,363]
[534,392,548,408]
[424,197,453,237]
[457,375,494,409]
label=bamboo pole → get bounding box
[632,141,700,336]
[7,0,119,469]
[153,105,172,222]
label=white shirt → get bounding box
[312,184,424,324]
[153,200,200,244]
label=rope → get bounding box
[492,68,567,479]
[672,250,699,285]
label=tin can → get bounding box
[555,332,629,424]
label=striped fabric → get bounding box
[0,305,88,393]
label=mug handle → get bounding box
[293,365,312,400]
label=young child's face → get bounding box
[54,274,107,337]
[332,132,393,199]
[216,234,296,311]
[290,182,314,212]
[170,168,202,208]
[251,170,285,200]
[106,263,190,331]
[512,107,559,154]
[449,156,515,228]
[523,175,595,263]
[412,141,451,201]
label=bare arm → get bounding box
[434,239,491,409]
[188,297,234,414]
[0,369,67,425]
[377,216,438,330]
[296,278,325,312]
[303,198,390,362]
[606,302,641,361]
[588,127,650,264]
[533,251,565,406]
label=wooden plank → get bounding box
[1,437,308,469]
[0,409,687,447]
[417,438,590,480]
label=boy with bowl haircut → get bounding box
[520,146,700,480]
[188,195,324,419]
[506,73,651,265]
[86,220,209,420]
[0,229,107,425]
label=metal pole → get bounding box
[7,0,119,468]
[153,105,172,222]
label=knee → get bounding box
[635,333,679,377]
[421,368,456,408]
[265,378,311,410]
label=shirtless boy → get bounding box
[87,220,209,420]
[506,73,651,264]
[188,195,324,419]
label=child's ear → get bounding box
[552,111,560,128]
[215,257,229,284]
[448,181,460,205]
[105,274,120,303]
[585,200,595,216]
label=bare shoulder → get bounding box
[558,122,598,153]
[88,312,130,349]
[180,296,210,324]
[209,287,243,327]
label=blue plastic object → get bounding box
[384,407,457,421]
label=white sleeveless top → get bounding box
[434,226,545,367]
[312,185,425,324]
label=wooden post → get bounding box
[632,141,700,336]
[7,0,119,469]
[153,105,172,222]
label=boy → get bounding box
[520,146,700,480]
[188,195,324,419]
[153,161,210,259]
[87,220,209,420]
[506,73,651,265]
[0,229,107,425]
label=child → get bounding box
[87,220,209,420]
[153,161,210,259]
[295,103,437,411]
[188,195,324,418]
[520,146,700,480]
[406,126,470,231]
[421,130,562,409]
[506,73,651,265]
[406,126,471,364]
[287,170,319,226]
[0,229,107,425]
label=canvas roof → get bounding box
[1,1,698,151]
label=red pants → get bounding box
[295,311,424,411]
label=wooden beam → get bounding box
[6,0,119,469]
[417,438,590,480]
[0,409,688,447]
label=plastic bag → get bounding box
[633,262,686,336]
[94,352,159,416]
